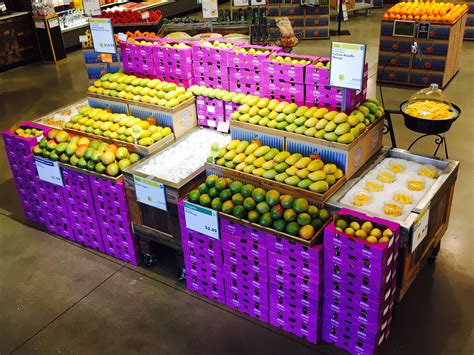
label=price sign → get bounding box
[184,201,220,239]
[83,0,101,16]
[79,35,88,43]
[330,42,366,91]
[202,0,218,18]
[141,11,150,20]
[217,121,230,133]
[134,176,167,211]
[89,18,116,54]
[412,207,429,252]
[34,156,63,186]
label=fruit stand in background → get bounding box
[377,1,467,88]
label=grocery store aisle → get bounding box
[1,8,473,355]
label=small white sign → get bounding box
[48,17,60,28]
[89,18,116,54]
[207,120,216,128]
[234,0,249,5]
[117,33,127,42]
[134,176,167,211]
[83,0,101,16]
[34,20,46,29]
[412,207,430,252]
[141,11,150,20]
[202,0,218,18]
[207,105,216,113]
[184,201,220,240]
[217,121,230,133]
[79,35,89,43]
[342,3,348,21]
[34,156,63,186]
[330,42,366,91]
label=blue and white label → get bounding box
[34,156,63,186]
[134,176,167,211]
[184,201,220,240]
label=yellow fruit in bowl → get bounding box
[388,162,405,173]
[407,177,426,191]
[418,165,439,179]
[353,191,372,206]
[377,171,396,183]
[393,191,413,205]
[405,100,455,120]
[365,180,383,192]
[383,202,403,217]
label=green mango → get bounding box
[337,133,355,144]
[263,169,277,180]
[285,153,302,166]
[284,175,301,186]
[236,141,249,153]
[324,132,338,141]
[315,119,328,130]
[309,180,330,193]
[304,127,317,136]
[294,117,307,126]
[274,151,291,163]
[254,146,271,157]
[275,162,289,173]
[325,121,337,132]
[258,117,270,126]
[333,113,348,124]
[304,117,318,128]
[276,121,289,130]
[298,179,313,189]
[294,126,307,135]
[285,113,297,123]
[308,170,327,182]
[285,123,297,132]
[335,122,350,136]
[275,172,288,182]
[264,148,280,161]
[267,120,278,128]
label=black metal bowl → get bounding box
[400,100,461,134]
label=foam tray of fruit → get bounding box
[230,98,384,146]
[206,139,347,203]
[186,175,332,246]
[33,129,142,181]
[62,106,175,155]
[87,73,195,112]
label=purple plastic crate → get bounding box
[269,266,321,299]
[228,44,279,70]
[305,58,330,85]
[321,313,391,355]
[226,292,269,323]
[270,281,321,313]
[62,168,105,252]
[185,247,224,271]
[324,270,397,305]
[229,80,262,96]
[193,63,230,81]
[322,289,395,327]
[224,263,268,285]
[192,39,238,66]
[262,54,319,84]
[266,235,322,261]
[221,218,270,244]
[229,67,263,82]
[196,96,227,129]
[224,272,269,303]
[187,275,226,304]
[261,87,305,106]
[90,175,140,265]
[182,236,222,258]
[222,234,267,260]
[224,101,240,121]
[185,257,223,285]
[223,248,267,272]
[268,250,322,283]
[269,307,320,344]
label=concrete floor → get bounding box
[0,8,473,355]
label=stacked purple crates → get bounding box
[38,178,75,241]
[322,209,400,354]
[192,40,236,90]
[121,38,160,78]
[1,123,48,226]
[228,44,277,96]
[90,175,140,265]
[178,200,226,303]
[221,217,270,323]
[305,58,368,112]
[267,236,324,344]
[62,168,105,252]
[262,54,319,106]
[154,40,193,87]
[224,100,240,122]
[196,96,225,129]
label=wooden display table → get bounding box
[376,12,467,88]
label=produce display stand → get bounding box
[377,12,467,88]
[326,147,459,301]
[461,0,474,40]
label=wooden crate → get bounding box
[63,127,175,156]
[206,162,346,205]
[377,13,467,88]
[87,93,197,139]
[231,117,384,179]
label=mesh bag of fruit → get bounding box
[274,17,298,48]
